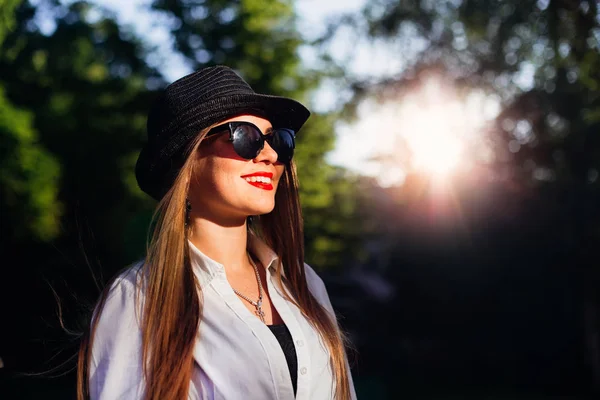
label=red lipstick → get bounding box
[241,172,274,191]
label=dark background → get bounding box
[1,0,600,399]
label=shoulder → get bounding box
[303,262,334,315]
[97,261,144,315]
[303,262,326,294]
[91,261,145,361]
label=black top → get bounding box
[267,323,298,396]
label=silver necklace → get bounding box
[232,254,266,323]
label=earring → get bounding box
[185,199,192,227]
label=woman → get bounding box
[77,65,356,400]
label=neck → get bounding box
[188,217,251,274]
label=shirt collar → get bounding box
[188,232,280,288]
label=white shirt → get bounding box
[89,234,357,399]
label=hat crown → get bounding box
[165,66,255,112]
[148,66,255,143]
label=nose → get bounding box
[254,138,278,164]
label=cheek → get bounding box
[194,158,238,193]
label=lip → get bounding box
[241,171,274,191]
[240,172,274,178]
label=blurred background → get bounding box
[1,0,600,398]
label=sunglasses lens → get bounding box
[229,123,295,162]
[270,129,295,163]
[232,124,263,159]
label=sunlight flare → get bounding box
[331,73,499,187]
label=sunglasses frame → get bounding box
[205,121,296,163]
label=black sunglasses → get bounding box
[205,121,296,164]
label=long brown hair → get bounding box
[77,124,353,400]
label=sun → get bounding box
[398,100,466,179]
[329,73,499,187]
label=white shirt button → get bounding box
[296,340,304,347]
[300,367,307,375]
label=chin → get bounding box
[248,201,276,216]
[253,206,276,216]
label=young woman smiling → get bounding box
[77,65,356,400]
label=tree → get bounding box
[0,0,61,244]
[0,2,161,390]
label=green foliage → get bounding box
[0,1,160,263]
[0,0,22,45]
[295,112,363,269]
[0,0,62,242]
[152,0,313,98]
[0,87,62,241]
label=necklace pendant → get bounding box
[256,307,266,323]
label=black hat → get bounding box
[135,65,311,200]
